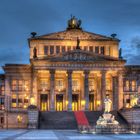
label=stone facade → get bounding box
[0,17,140,128]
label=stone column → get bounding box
[67,70,72,111]
[101,70,106,110]
[112,76,118,110]
[50,70,55,111]
[84,71,90,110]
[118,71,123,109]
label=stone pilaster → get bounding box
[50,70,55,111]
[84,70,90,110]
[112,76,118,110]
[32,71,38,106]
[137,74,140,94]
[118,71,123,109]
[101,70,106,110]
[67,70,72,111]
[5,76,11,111]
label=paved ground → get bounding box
[0,129,140,140]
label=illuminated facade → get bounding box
[0,16,140,128]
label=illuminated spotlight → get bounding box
[114,131,119,134]
[80,130,87,134]
[130,131,136,134]
[92,131,96,134]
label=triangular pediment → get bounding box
[44,49,120,62]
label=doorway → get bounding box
[40,94,48,111]
[89,94,94,111]
[72,94,79,111]
[56,94,63,111]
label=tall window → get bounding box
[0,98,4,110]
[50,46,54,54]
[55,79,64,91]
[40,80,48,91]
[84,46,87,51]
[62,46,65,53]
[72,80,80,91]
[95,46,99,54]
[124,80,129,91]
[44,46,49,55]
[89,79,96,91]
[100,46,105,55]
[89,46,93,52]
[67,46,71,51]
[0,81,4,95]
[131,80,136,91]
[56,46,60,54]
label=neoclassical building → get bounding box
[0,17,140,128]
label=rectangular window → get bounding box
[18,80,23,91]
[89,46,93,52]
[12,94,17,108]
[44,46,49,55]
[95,46,99,53]
[100,46,105,55]
[89,80,95,91]
[40,80,48,91]
[56,80,64,91]
[131,80,136,91]
[0,98,4,110]
[72,80,80,91]
[67,46,71,51]
[84,46,87,51]
[50,46,54,54]
[124,80,130,91]
[56,46,60,54]
[0,81,4,95]
[62,46,65,53]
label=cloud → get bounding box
[123,36,140,64]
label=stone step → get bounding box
[39,111,77,129]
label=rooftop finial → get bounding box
[67,16,82,30]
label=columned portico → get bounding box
[84,70,90,110]
[67,70,72,111]
[50,70,55,111]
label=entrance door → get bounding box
[72,94,79,111]
[89,94,94,111]
[40,94,48,111]
[56,94,63,111]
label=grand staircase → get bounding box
[39,111,128,129]
[39,111,77,129]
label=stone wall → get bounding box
[4,111,28,129]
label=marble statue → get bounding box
[104,96,112,113]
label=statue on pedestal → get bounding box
[104,96,112,113]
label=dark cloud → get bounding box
[0,0,140,73]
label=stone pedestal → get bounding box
[28,105,39,129]
[96,113,120,133]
